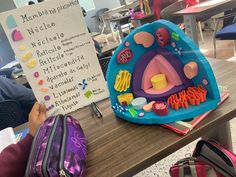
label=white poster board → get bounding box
[0,0,109,115]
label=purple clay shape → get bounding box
[34,72,39,78]
[44,95,50,101]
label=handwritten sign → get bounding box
[0,0,109,115]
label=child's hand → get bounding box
[28,102,46,136]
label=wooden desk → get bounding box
[15,59,236,177]
[175,0,236,45]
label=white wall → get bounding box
[0,0,16,12]
[84,0,121,32]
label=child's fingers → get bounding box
[31,102,40,113]
[29,102,40,118]
[39,104,46,112]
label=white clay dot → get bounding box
[202,79,208,85]
[139,112,145,117]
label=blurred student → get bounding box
[0,76,36,120]
[0,102,46,177]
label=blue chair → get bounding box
[213,12,236,58]
[216,23,236,39]
[0,100,26,130]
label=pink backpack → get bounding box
[170,139,236,177]
[169,157,221,177]
[193,140,236,177]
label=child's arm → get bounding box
[0,134,33,177]
[0,102,46,177]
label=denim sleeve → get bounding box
[0,76,36,107]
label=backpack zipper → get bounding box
[25,128,40,177]
[42,116,61,177]
[59,116,72,177]
[59,169,69,177]
[25,120,49,177]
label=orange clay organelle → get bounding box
[167,85,207,110]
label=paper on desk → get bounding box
[0,0,109,115]
[0,127,16,153]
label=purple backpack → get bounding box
[25,115,87,177]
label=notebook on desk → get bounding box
[162,91,229,135]
[0,127,29,153]
[0,127,16,153]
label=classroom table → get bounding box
[15,59,236,177]
[175,0,236,45]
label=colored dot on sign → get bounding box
[40,87,49,92]
[6,15,17,29]
[202,79,208,85]
[12,29,23,42]
[46,105,54,111]
[22,52,33,62]
[84,90,93,98]
[44,95,50,101]
[124,41,130,47]
[38,80,44,85]
[19,45,26,51]
[34,72,39,78]
[26,59,37,69]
